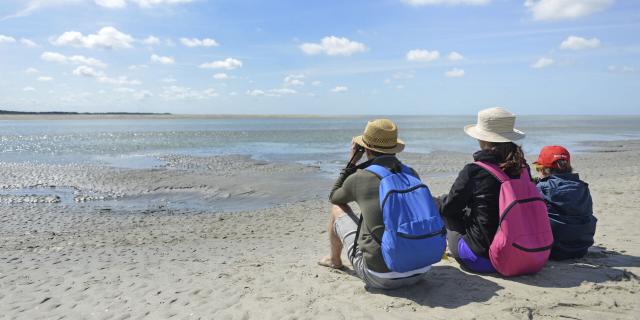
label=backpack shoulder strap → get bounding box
[365,164,393,179]
[400,164,418,178]
[474,161,509,183]
[519,165,533,181]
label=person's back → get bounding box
[534,146,597,260]
[329,155,408,274]
[320,119,442,290]
[440,107,553,276]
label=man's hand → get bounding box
[348,141,364,166]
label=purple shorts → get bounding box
[457,237,496,273]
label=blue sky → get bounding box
[0,0,638,115]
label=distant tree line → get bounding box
[0,109,171,115]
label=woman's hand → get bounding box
[348,142,364,166]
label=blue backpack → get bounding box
[361,164,446,273]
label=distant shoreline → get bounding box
[1,111,639,121]
[0,110,172,115]
[0,114,363,120]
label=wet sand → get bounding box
[1,141,638,319]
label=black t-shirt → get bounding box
[441,150,511,258]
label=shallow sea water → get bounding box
[2,115,639,169]
[2,115,639,212]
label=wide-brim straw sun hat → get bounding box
[353,119,405,154]
[464,107,525,143]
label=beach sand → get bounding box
[1,141,638,319]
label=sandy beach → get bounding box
[1,140,638,319]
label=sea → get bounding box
[1,115,640,172]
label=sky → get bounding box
[0,0,639,115]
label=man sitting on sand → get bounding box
[319,119,445,289]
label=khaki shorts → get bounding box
[333,213,427,290]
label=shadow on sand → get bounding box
[365,265,503,309]
[488,246,640,288]
[358,246,638,308]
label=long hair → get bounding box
[484,142,526,176]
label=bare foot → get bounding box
[317,256,344,270]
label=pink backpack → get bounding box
[475,161,553,277]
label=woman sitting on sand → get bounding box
[438,107,529,273]
[534,145,597,260]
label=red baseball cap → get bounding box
[534,145,571,168]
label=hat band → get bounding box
[363,136,397,150]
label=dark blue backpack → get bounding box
[364,164,446,272]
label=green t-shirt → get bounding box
[329,155,419,273]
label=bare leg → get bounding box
[319,204,352,269]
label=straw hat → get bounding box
[464,107,525,143]
[353,119,405,154]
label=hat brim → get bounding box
[463,124,525,143]
[353,135,405,154]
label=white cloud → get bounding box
[213,73,228,80]
[0,35,16,43]
[72,65,140,86]
[142,36,161,45]
[311,81,322,86]
[130,0,193,8]
[445,68,465,77]
[448,51,464,61]
[98,75,141,86]
[20,38,38,47]
[128,64,149,70]
[162,77,177,83]
[3,0,193,20]
[41,51,67,63]
[37,76,53,82]
[23,86,36,92]
[300,36,367,56]
[73,65,103,77]
[406,49,440,62]
[331,86,348,93]
[199,57,243,70]
[531,57,554,69]
[160,85,217,100]
[271,88,296,95]
[2,1,84,21]
[95,0,126,8]
[180,37,219,47]
[402,0,490,5]
[560,36,601,50]
[608,65,639,74]
[52,26,134,49]
[69,55,107,68]
[41,51,107,68]
[284,74,305,86]
[247,89,265,96]
[150,54,175,64]
[246,88,296,97]
[25,67,39,74]
[524,0,614,21]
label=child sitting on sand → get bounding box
[534,146,597,260]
